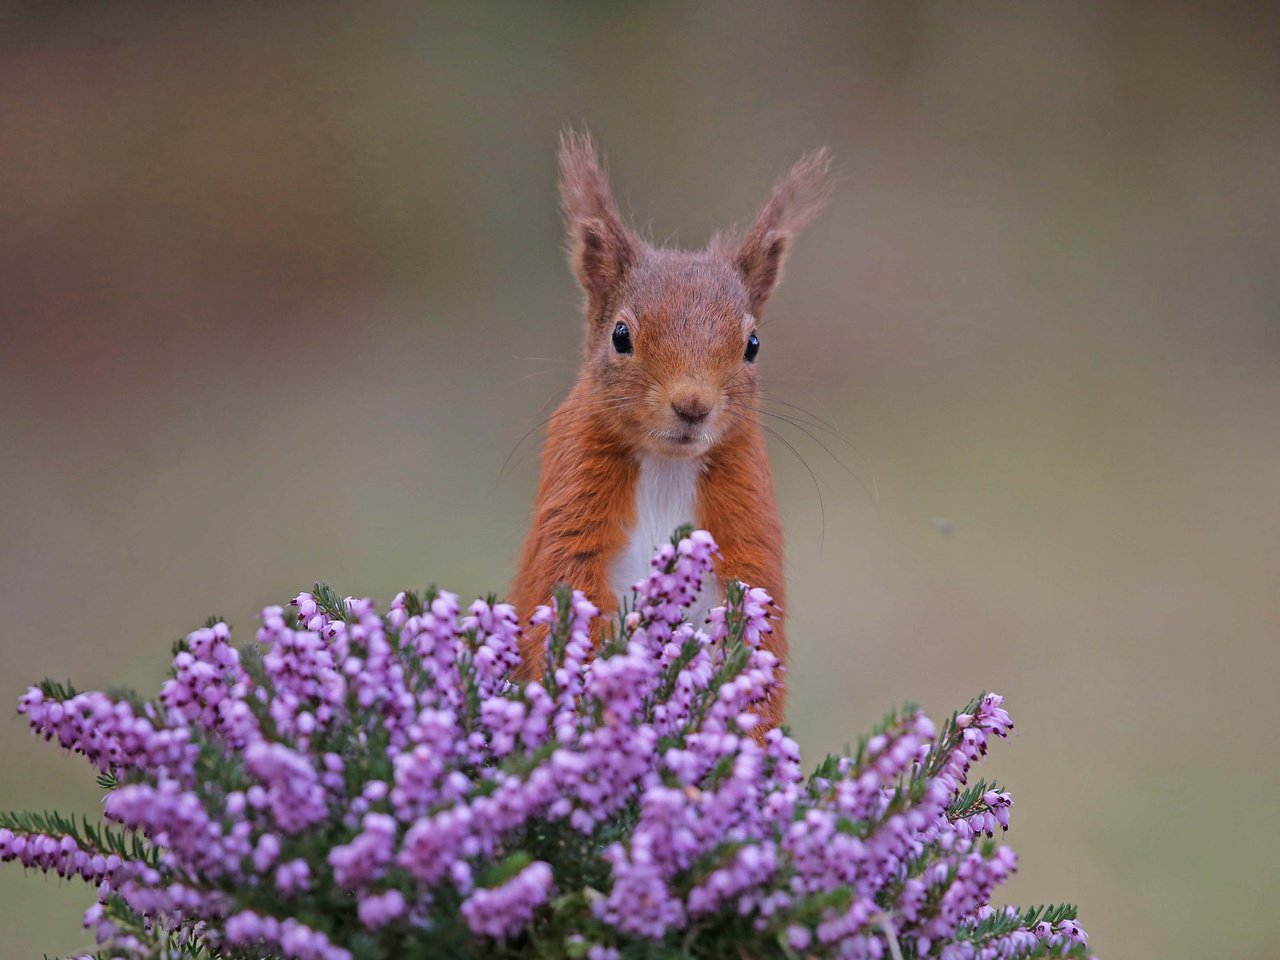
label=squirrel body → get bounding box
[511,135,831,730]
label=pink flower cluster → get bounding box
[3,530,1093,960]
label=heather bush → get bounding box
[2,529,1092,959]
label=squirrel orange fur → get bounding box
[511,132,832,730]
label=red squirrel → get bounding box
[511,132,831,729]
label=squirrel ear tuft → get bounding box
[734,148,833,314]
[558,130,639,314]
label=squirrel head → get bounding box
[557,131,832,460]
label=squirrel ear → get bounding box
[558,131,639,314]
[733,149,833,314]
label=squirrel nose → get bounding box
[671,392,713,425]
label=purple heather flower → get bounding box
[20,687,197,780]
[275,857,311,896]
[1,530,1088,960]
[329,812,397,889]
[1059,919,1088,943]
[397,804,477,888]
[224,909,352,960]
[104,781,238,879]
[460,860,554,939]
[0,828,126,887]
[243,741,329,834]
[787,925,814,950]
[161,621,260,749]
[685,841,778,916]
[357,888,406,929]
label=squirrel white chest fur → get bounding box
[610,455,718,623]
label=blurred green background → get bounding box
[2,2,1278,956]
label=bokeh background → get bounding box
[2,2,1278,956]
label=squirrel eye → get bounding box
[612,321,633,355]
[744,332,760,362]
